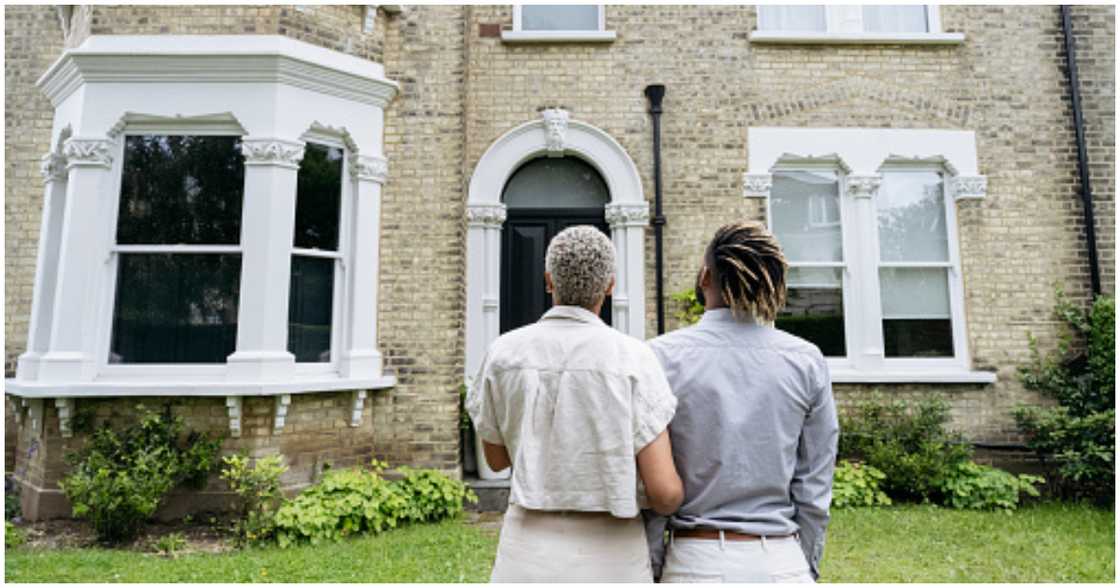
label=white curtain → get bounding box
[757,5,827,31]
[862,5,929,33]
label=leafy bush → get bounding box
[1015,291,1115,501]
[839,394,972,502]
[938,461,1044,511]
[272,460,476,548]
[6,475,21,520]
[220,454,289,545]
[670,288,704,326]
[832,461,891,508]
[59,406,222,543]
[153,532,188,558]
[6,521,25,548]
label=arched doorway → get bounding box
[500,156,612,333]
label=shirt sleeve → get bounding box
[631,343,678,453]
[465,348,504,445]
[791,355,840,580]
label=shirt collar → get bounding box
[699,307,763,326]
[541,305,607,325]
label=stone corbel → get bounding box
[349,153,389,184]
[62,137,114,169]
[742,172,772,198]
[350,390,367,427]
[846,174,882,199]
[226,396,243,438]
[605,202,650,228]
[466,203,507,228]
[55,398,75,438]
[950,175,988,201]
[273,394,291,435]
[541,108,570,157]
[25,398,45,438]
[40,152,68,184]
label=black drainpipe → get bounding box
[645,84,667,335]
[1060,5,1102,296]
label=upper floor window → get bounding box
[504,4,616,43]
[752,5,963,45]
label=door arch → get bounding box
[464,109,649,381]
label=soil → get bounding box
[14,516,235,556]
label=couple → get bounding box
[466,221,839,583]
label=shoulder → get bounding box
[767,327,827,364]
[649,323,709,353]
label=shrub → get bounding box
[220,454,288,545]
[59,406,222,543]
[1015,290,1115,501]
[839,394,972,502]
[154,532,188,558]
[938,461,1044,511]
[6,475,21,521]
[831,461,891,508]
[6,521,25,548]
[272,460,476,548]
[671,288,705,326]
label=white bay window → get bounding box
[746,127,993,384]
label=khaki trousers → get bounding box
[490,504,653,583]
[661,532,815,583]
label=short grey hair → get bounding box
[545,225,616,309]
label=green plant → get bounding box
[839,394,972,503]
[459,384,472,432]
[831,461,891,508]
[5,475,21,520]
[1015,290,1115,501]
[59,406,223,543]
[670,288,705,326]
[220,454,289,545]
[272,460,476,548]
[6,521,26,548]
[938,461,1044,511]
[154,532,188,558]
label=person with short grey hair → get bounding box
[467,225,684,582]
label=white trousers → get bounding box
[490,504,653,583]
[661,533,815,583]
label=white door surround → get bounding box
[464,109,649,381]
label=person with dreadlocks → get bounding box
[645,220,839,583]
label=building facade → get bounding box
[4,4,1114,519]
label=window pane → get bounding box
[863,5,928,33]
[880,267,953,357]
[294,143,344,251]
[758,5,827,31]
[521,5,599,31]
[778,267,846,357]
[117,136,244,245]
[502,157,610,209]
[771,170,842,263]
[288,256,334,363]
[876,171,948,262]
[110,254,240,363]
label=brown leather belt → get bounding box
[673,529,794,542]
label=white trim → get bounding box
[504,4,615,43]
[465,109,648,383]
[5,376,395,398]
[749,31,964,45]
[829,368,996,384]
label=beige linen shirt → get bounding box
[466,305,678,519]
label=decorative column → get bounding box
[605,202,650,339]
[464,203,507,379]
[17,152,70,380]
[339,154,389,378]
[38,138,115,382]
[845,173,886,371]
[226,138,304,381]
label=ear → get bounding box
[699,266,713,289]
[545,271,554,294]
[605,276,616,297]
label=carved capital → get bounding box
[742,172,772,198]
[40,152,68,183]
[950,175,987,200]
[466,203,507,228]
[63,138,113,169]
[241,138,305,169]
[541,108,570,157]
[349,154,389,183]
[605,202,650,228]
[845,174,882,199]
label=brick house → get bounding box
[4,4,1114,519]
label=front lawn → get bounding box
[5,503,1114,583]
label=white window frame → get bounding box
[502,4,617,43]
[751,5,965,45]
[745,127,993,384]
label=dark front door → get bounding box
[500,207,612,333]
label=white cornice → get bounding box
[37,35,399,108]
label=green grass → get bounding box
[5,504,1114,583]
[819,503,1115,583]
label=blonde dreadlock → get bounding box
[704,221,788,322]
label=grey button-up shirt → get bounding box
[645,309,839,579]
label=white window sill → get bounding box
[500,30,617,44]
[4,374,396,398]
[830,369,996,385]
[749,31,965,46]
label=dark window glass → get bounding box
[109,254,241,363]
[883,320,954,357]
[117,136,244,245]
[294,143,344,250]
[288,256,334,363]
[502,156,609,209]
[776,267,846,357]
